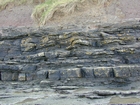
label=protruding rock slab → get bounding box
[60,68,82,79]
[18,73,26,81]
[81,67,94,78]
[113,66,140,78]
[40,80,54,88]
[48,70,60,80]
[36,70,48,80]
[94,67,113,78]
[1,72,19,81]
[52,86,79,90]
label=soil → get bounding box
[0,5,35,27]
[0,0,140,28]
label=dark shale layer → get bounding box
[0,21,140,83]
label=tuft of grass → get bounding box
[0,0,110,26]
[31,0,79,25]
[0,0,78,25]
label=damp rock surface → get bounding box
[0,80,140,105]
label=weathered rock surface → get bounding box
[0,21,140,82]
[0,80,140,105]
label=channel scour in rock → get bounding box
[0,21,140,82]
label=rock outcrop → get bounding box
[0,21,140,82]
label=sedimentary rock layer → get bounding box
[0,21,140,81]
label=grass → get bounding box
[31,0,79,25]
[0,0,78,25]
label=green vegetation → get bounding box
[32,0,78,25]
[0,0,78,25]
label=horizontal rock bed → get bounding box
[0,21,140,81]
[0,65,140,81]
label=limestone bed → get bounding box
[0,21,140,104]
[0,21,140,82]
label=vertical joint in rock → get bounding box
[0,71,1,80]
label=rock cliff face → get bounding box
[0,21,140,82]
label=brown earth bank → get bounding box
[0,0,140,28]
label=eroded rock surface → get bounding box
[0,80,140,105]
[0,21,140,82]
[0,21,140,104]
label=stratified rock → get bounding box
[86,95,104,99]
[113,66,131,78]
[94,90,120,96]
[40,80,54,88]
[60,68,82,79]
[22,65,37,72]
[21,37,38,52]
[0,21,140,82]
[81,67,94,78]
[52,86,79,90]
[94,67,113,78]
[11,72,19,81]
[18,73,26,81]
[36,70,48,80]
[1,72,12,81]
[48,70,60,80]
